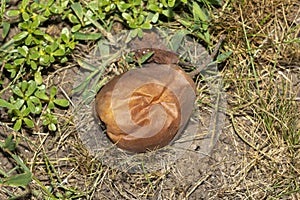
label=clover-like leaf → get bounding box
[25,34,33,45]
[12,85,24,98]
[23,118,34,128]
[71,3,84,24]
[20,81,28,93]
[71,24,81,32]
[17,46,29,57]
[33,29,44,36]
[0,99,15,110]
[14,99,25,110]
[122,13,133,22]
[27,99,36,114]
[25,81,37,97]
[34,90,49,101]
[2,22,11,39]
[6,10,20,17]
[13,119,22,131]
[53,99,69,107]
[53,48,65,56]
[39,54,50,65]
[193,2,208,22]
[34,71,43,85]
[168,0,176,7]
[48,123,57,131]
[22,12,30,21]
[49,86,57,99]
[14,58,26,66]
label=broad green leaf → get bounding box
[12,86,24,98]
[53,99,69,107]
[68,13,80,24]
[33,29,44,36]
[31,61,37,70]
[14,58,25,66]
[6,10,20,17]
[22,107,31,116]
[50,86,57,98]
[42,118,50,125]
[13,32,28,41]
[43,34,54,42]
[40,55,50,65]
[2,172,31,187]
[21,81,28,92]
[48,101,55,109]
[162,9,174,18]
[22,12,30,21]
[151,13,159,23]
[71,24,81,32]
[49,123,56,131]
[60,56,68,63]
[25,81,37,97]
[34,71,43,85]
[29,96,42,114]
[161,0,168,7]
[23,118,34,128]
[53,48,65,56]
[14,99,25,110]
[147,4,159,11]
[34,90,49,101]
[140,21,152,29]
[0,99,15,110]
[29,50,39,60]
[193,2,208,21]
[21,0,30,8]
[122,13,133,21]
[2,22,10,39]
[168,0,176,7]
[61,27,70,40]
[71,3,84,23]
[13,119,22,131]
[51,42,59,52]
[117,2,131,12]
[61,34,69,44]
[27,100,36,114]
[61,0,69,7]
[129,28,139,38]
[17,46,29,57]
[137,15,144,25]
[24,34,33,45]
[32,19,40,29]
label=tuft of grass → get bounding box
[219,0,300,198]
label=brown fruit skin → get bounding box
[95,64,195,153]
[133,48,179,64]
[95,75,179,153]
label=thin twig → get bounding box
[184,174,211,199]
